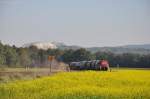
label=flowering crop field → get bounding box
[0,69,150,99]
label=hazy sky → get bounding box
[0,0,150,47]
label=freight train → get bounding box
[69,60,109,71]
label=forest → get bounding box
[0,41,150,68]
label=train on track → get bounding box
[69,60,109,71]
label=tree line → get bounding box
[0,41,150,68]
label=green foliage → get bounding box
[72,48,94,61]
[61,49,74,63]
[5,48,18,66]
[17,48,31,67]
[0,42,6,65]
[0,42,150,68]
[62,48,95,63]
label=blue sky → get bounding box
[0,0,150,47]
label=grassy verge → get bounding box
[0,67,64,83]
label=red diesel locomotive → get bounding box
[69,60,109,71]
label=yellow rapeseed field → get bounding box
[0,69,150,99]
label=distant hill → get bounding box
[122,44,150,49]
[86,47,150,54]
[87,44,150,54]
[23,42,150,54]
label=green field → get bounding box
[0,69,150,99]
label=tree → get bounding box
[4,45,18,66]
[28,46,39,66]
[61,49,74,63]
[72,48,94,61]
[0,41,5,65]
[18,48,31,68]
